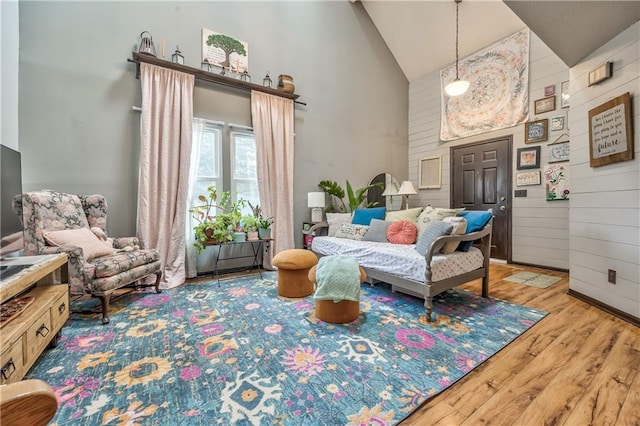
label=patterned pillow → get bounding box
[440,217,467,254]
[326,213,352,237]
[334,223,369,240]
[386,220,418,244]
[415,221,453,256]
[415,206,464,238]
[384,207,423,223]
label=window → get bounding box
[231,130,259,215]
[192,123,222,205]
[191,122,258,216]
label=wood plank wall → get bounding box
[568,21,640,319]
[408,31,570,269]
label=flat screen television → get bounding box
[1,144,23,255]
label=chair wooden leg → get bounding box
[99,294,111,324]
[154,271,162,293]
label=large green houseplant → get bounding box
[190,186,246,253]
[318,180,383,213]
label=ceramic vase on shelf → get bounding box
[277,74,295,93]
[258,228,271,240]
[247,231,259,242]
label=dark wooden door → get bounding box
[451,137,512,261]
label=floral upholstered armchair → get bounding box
[13,190,162,324]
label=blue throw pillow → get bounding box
[457,210,493,252]
[352,207,386,226]
[414,221,452,256]
[458,210,493,232]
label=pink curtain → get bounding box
[250,91,295,266]
[138,63,194,289]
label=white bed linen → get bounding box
[311,236,484,283]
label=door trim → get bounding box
[449,136,513,263]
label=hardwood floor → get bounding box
[402,262,640,426]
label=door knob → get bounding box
[500,205,506,211]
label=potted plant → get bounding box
[249,202,274,240]
[318,179,383,212]
[241,215,259,241]
[256,216,274,240]
[189,186,247,253]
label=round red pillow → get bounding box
[386,220,418,244]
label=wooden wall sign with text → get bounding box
[588,92,633,167]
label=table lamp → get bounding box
[397,181,417,209]
[307,192,326,223]
[381,182,398,207]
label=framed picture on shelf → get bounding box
[534,96,556,114]
[516,171,541,186]
[525,118,548,143]
[561,81,570,108]
[544,84,555,96]
[517,146,541,169]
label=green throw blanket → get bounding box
[313,256,361,303]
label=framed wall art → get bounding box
[544,84,555,96]
[517,146,541,169]
[525,118,548,143]
[588,92,633,167]
[418,156,442,189]
[534,96,556,114]
[560,81,570,108]
[201,28,249,73]
[548,141,570,163]
[516,171,541,186]
[544,164,569,201]
[551,115,565,131]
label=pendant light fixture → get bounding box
[444,0,470,97]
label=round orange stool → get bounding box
[272,249,318,298]
[308,264,366,324]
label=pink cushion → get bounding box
[387,220,418,244]
[43,227,116,260]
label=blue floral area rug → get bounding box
[28,272,546,425]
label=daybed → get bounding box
[309,210,493,321]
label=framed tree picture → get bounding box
[525,119,548,143]
[588,92,633,167]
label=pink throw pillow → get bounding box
[387,220,418,244]
[43,227,116,260]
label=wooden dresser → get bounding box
[0,254,69,385]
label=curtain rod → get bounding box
[132,107,238,128]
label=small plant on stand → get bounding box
[249,202,274,240]
[190,186,247,253]
[241,214,259,241]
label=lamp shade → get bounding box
[381,184,398,197]
[307,192,326,208]
[397,181,417,195]
[445,79,470,97]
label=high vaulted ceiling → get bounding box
[360,0,640,82]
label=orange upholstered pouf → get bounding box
[272,249,318,298]
[308,264,366,324]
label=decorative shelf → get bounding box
[128,52,300,101]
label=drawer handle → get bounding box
[58,302,66,314]
[36,324,50,338]
[1,359,16,380]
